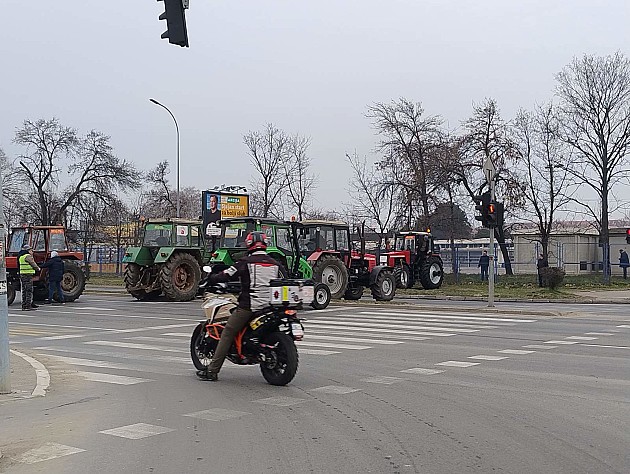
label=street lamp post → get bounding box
[149,98,180,218]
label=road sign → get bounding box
[483,157,496,185]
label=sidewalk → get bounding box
[0,350,41,405]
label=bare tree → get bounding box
[513,104,575,259]
[346,152,396,246]
[14,118,78,225]
[244,123,290,218]
[284,134,316,220]
[457,98,519,275]
[144,160,176,217]
[0,147,25,228]
[555,52,630,281]
[368,98,446,229]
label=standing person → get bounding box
[197,231,281,382]
[537,253,548,287]
[18,245,40,311]
[478,250,490,281]
[40,251,65,304]
[619,249,629,279]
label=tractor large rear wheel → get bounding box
[161,253,201,301]
[61,261,87,302]
[419,256,444,290]
[312,255,349,299]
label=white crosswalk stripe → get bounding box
[28,307,541,384]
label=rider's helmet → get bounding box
[245,231,268,252]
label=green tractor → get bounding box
[207,217,331,309]
[122,219,211,301]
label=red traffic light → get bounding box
[487,203,496,214]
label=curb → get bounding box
[9,349,50,397]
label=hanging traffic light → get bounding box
[158,0,189,47]
[626,228,630,244]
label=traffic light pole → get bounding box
[0,165,10,393]
[488,178,495,308]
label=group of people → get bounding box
[17,244,65,310]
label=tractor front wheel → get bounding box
[419,256,444,290]
[371,269,396,301]
[344,285,364,300]
[7,281,16,306]
[161,253,201,301]
[398,263,414,289]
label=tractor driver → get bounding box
[197,231,281,382]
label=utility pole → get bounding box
[0,166,10,393]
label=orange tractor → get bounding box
[5,225,88,305]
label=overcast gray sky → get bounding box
[2,1,629,213]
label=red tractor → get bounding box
[298,220,396,301]
[380,230,444,289]
[5,225,88,305]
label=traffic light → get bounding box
[474,192,491,226]
[158,0,189,47]
[626,228,630,244]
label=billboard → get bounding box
[202,190,249,235]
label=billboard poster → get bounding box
[202,190,249,235]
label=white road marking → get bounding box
[38,334,89,340]
[16,442,85,464]
[544,340,579,345]
[162,333,190,337]
[400,368,444,375]
[44,355,136,370]
[99,423,174,439]
[332,313,503,328]
[76,371,152,385]
[310,385,360,394]
[497,349,535,355]
[361,376,405,384]
[359,311,535,323]
[304,322,455,337]
[33,346,191,364]
[310,318,479,333]
[565,336,598,341]
[582,344,630,350]
[111,323,192,334]
[86,341,186,353]
[523,344,557,349]
[296,341,371,350]
[72,306,115,311]
[127,336,186,345]
[584,332,614,336]
[308,307,347,313]
[304,334,403,345]
[184,408,251,421]
[616,325,630,328]
[307,328,430,341]
[468,355,508,361]
[436,361,480,368]
[253,396,308,406]
[10,349,50,397]
[298,348,341,355]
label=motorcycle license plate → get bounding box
[291,323,304,337]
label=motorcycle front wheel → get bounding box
[260,332,299,386]
[190,323,216,370]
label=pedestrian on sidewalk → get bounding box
[18,244,41,310]
[537,253,548,287]
[40,250,65,304]
[478,250,490,281]
[619,249,629,279]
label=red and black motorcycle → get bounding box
[190,277,309,386]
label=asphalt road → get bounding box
[1,295,629,473]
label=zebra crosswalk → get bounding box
[30,307,537,385]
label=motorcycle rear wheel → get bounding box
[190,323,217,370]
[260,332,299,386]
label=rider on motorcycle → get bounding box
[197,231,281,381]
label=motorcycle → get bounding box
[190,270,309,386]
